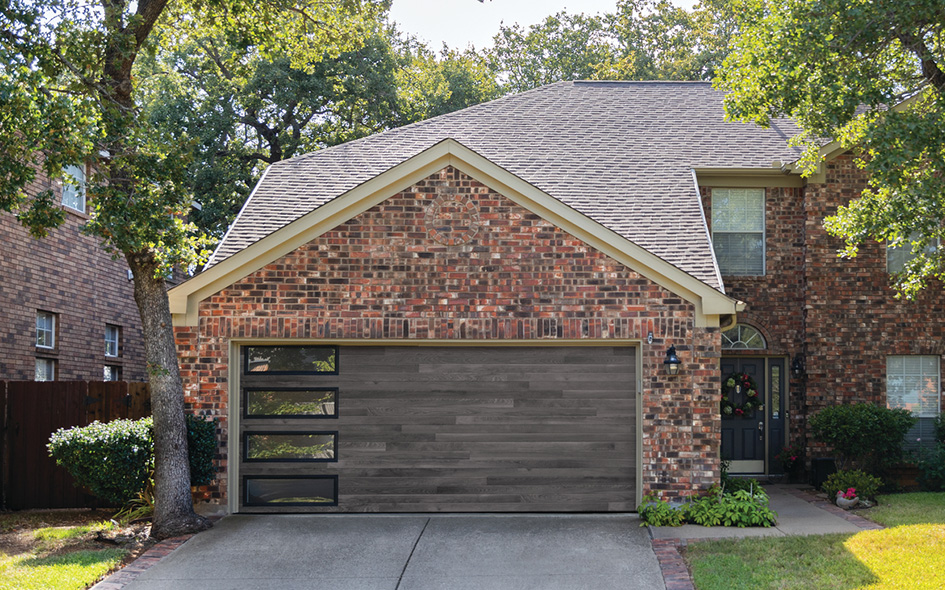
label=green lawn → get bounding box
[685,492,945,590]
[0,511,129,590]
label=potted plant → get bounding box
[775,442,804,481]
[836,487,859,509]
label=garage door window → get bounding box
[245,345,338,374]
[245,432,338,462]
[244,476,338,507]
[244,388,338,418]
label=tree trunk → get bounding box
[127,253,211,539]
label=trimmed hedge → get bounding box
[809,403,916,471]
[48,415,217,506]
[48,418,153,506]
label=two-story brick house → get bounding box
[0,163,147,382]
[168,81,942,514]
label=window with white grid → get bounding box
[61,164,86,213]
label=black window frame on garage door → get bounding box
[232,342,641,514]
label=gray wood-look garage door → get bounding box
[238,345,636,512]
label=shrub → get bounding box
[186,414,217,487]
[935,414,945,445]
[49,415,218,505]
[914,444,945,491]
[48,418,154,506]
[809,403,916,471]
[822,469,882,502]
[639,485,777,528]
[637,493,687,527]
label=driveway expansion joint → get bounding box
[395,516,430,590]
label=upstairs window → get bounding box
[105,324,120,357]
[36,311,56,349]
[711,188,765,276]
[61,164,86,213]
[887,236,939,274]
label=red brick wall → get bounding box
[178,166,722,507]
[0,168,146,381]
[702,185,808,445]
[705,156,945,461]
[802,155,944,428]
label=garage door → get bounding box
[238,345,636,512]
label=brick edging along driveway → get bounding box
[650,487,886,590]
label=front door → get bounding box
[721,358,765,473]
[720,358,786,474]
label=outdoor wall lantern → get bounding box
[791,355,805,378]
[664,345,682,375]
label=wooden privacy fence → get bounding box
[0,381,150,509]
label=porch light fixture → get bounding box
[663,345,681,375]
[792,355,805,378]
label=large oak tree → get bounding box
[716,0,945,298]
[0,0,386,538]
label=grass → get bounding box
[0,510,134,590]
[855,492,945,527]
[685,491,945,590]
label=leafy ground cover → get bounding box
[685,492,945,590]
[0,510,152,590]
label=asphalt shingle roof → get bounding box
[208,81,801,291]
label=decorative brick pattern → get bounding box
[651,538,695,590]
[0,167,146,381]
[177,166,722,508]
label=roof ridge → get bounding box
[573,80,712,85]
[278,81,576,167]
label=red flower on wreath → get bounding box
[720,371,763,418]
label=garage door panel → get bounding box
[238,345,635,513]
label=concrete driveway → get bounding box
[123,514,664,590]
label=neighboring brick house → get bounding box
[168,81,942,514]
[0,163,147,382]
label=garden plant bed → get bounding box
[683,492,945,590]
[0,509,154,590]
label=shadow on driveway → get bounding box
[123,514,664,590]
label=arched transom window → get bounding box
[722,324,766,350]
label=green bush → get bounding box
[186,414,217,487]
[914,444,945,491]
[809,403,916,471]
[48,418,154,506]
[638,485,777,528]
[822,469,882,502]
[49,415,218,505]
[935,414,945,445]
[637,493,687,527]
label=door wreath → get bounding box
[721,371,763,417]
